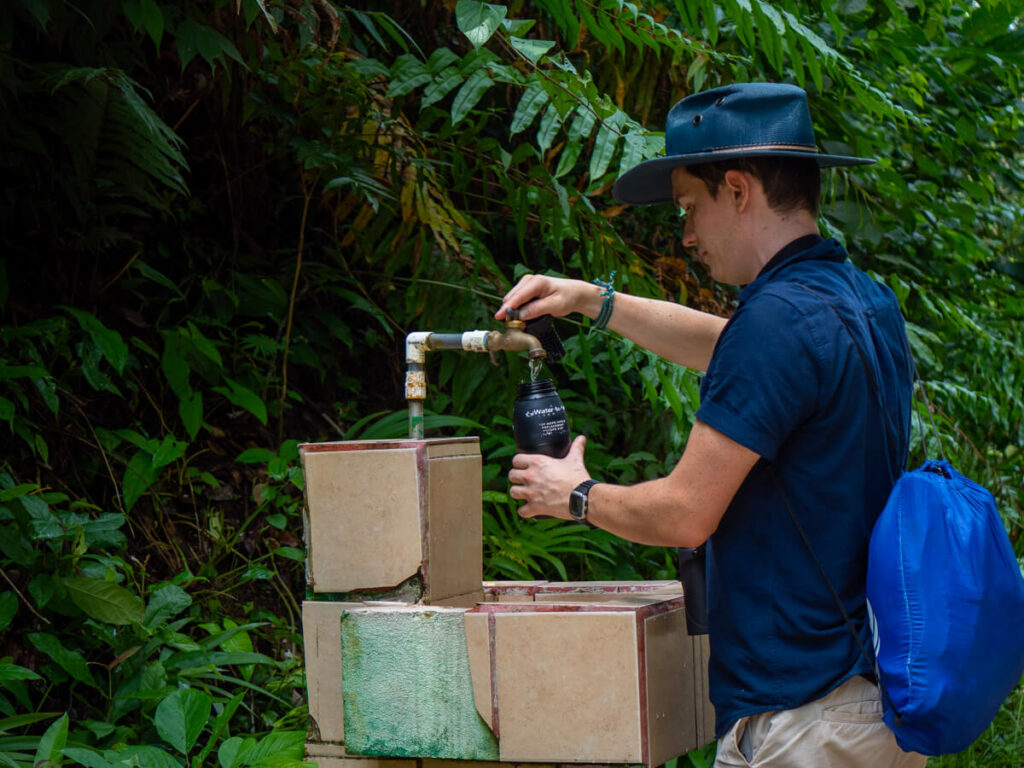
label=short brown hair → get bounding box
[686,156,821,215]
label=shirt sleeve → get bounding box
[696,293,822,461]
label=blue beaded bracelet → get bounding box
[589,271,616,334]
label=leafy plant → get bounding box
[1,0,1021,765]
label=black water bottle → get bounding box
[513,379,571,458]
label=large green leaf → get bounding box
[387,53,431,98]
[143,584,193,629]
[175,19,245,71]
[65,308,128,375]
[155,688,212,755]
[123,0,164,47]
[0,663,40,682]
[106,744,185,768]
[151,434,187,469]
[589,114,624,181]
[450,69,493,124]
[535,106,565,154]
[63,577,144,625]
[123,450,158,512]
[455,0,507,48]
[212,377,267,425]
[60,748,117,768]
[179,390,202,440]
[509,36,555,64]
[26,633,97,688]
[421,66,464,108]
[34,712,68,768]
[0,592,17,632]
[509,81,548,134]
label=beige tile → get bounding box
[424,453,482,603]
[300,439,483,602]
[493,611,642,763]
[426,439,480,459]
[644,607,695,766]
[309,758,419,768]
[303,447,422,593]
[482,581,546,602]
[431,590,485,608]
[463,611,493,730]
[695,633,716,747]
[305,742,348,757]
[489,593,535,603]
[303,600,360,743]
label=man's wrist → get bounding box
[569,479,600,522]
[577,281,605,320]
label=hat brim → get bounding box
[611,150,875,206]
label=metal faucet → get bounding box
[480,311,546,360]
[404,314,546,438]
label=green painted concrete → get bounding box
[340,607,498,760]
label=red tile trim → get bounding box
[637,614,649,768]
[415,444,430,599]
[489,611,500,740]
[298,437,477,453]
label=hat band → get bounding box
[699,142,820,155]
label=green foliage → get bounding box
[1,0,1021,764]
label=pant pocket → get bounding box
[821,697,884,724]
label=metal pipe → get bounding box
[409,398,424,439]
[404,323,547,438]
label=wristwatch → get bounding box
[569,480,600,522]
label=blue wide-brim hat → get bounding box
[612,82,874,206]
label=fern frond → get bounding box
[44,65,189,225]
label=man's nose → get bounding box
[681,217,697,247]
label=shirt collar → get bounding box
[738,235,846,303]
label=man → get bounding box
[496,83,922,767]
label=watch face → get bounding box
[569,490,586,520]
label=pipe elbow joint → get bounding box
[406,332,431,364]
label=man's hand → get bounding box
[496,275,600,323]
[496,272,726,372]
[508,435,591,519]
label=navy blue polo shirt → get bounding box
[696,235,913,738]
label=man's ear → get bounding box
[723,168,752,212]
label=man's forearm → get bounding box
[576,283,726,371]
[579,420,760,548]
[584,476,717,549]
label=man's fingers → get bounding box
[497,275,553,320]
[511,453,530,470]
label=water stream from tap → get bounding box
[529,358,543,382]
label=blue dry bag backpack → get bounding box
[866,459,1024,755]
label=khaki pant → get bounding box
[714,676,926,768]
